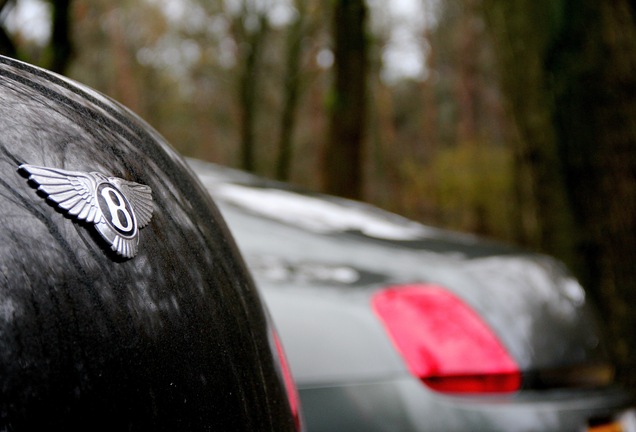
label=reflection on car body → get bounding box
[0,55,300,431]
[189,157,636,432]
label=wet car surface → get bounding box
[189,158,636,432]
[0,55,300,431]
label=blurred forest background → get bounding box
[1,0,636,387]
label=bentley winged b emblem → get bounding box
[19,164,154,259]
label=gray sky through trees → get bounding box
[5,0,435,82]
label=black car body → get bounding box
[189,158,636,432]
[0,55,300,431]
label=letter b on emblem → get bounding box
[98,183,135,235]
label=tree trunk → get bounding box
[483,0,578,267]
[484,0,636,385]
[456,0,480,145]
[545,0,636,385]
[275,0,305,181]
[48,0,73,75]
[237,11,269,173]
[0,0,18,59]
[322,0,368,200]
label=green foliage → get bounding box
[401,143,516,241]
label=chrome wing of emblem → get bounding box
[19,164,154,259]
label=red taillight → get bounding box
[372,284,521,393]
[272,329,302,430]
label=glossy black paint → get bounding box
[0,56,296,431]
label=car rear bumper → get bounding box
[298,377,635,432]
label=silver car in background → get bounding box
[190,158,635,432]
